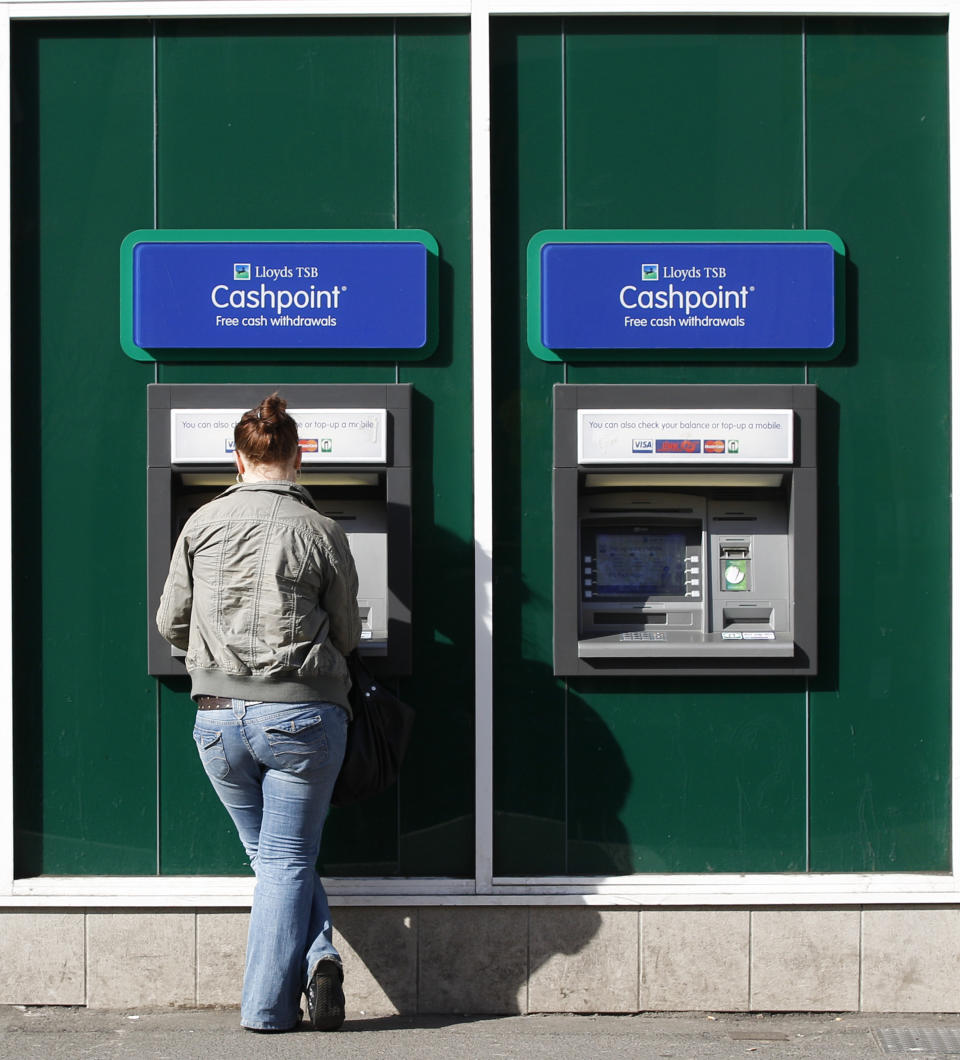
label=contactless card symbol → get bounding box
[724,559,749,592]
[632,439,653,453]
[641,264,659,281]
[233,263,251,281]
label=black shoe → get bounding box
[306,959,345,1031]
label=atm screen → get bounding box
[594,530,687,596]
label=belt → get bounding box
[196,695,232,710]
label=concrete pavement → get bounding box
[3,1007,960,1059]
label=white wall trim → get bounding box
[5,872,960,907]
[0,5,13,901]
[488,1,951,13]
[9,1,472,15]
[471,2,495,895]
[949,0,960,902]
[4,0,953,14]
[0,0,955,910]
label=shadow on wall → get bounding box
[333,517,629,1013]
[331,657,628,1014]
[493,655,636,877]
[333,903,608,1018]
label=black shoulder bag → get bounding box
[331,650,415,808]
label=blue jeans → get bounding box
[192,699,348,1031]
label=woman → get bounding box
[157,393,361,1033]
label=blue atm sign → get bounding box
[527,230,845,362]
[120,229,438,362]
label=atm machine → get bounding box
[553,383,817,676]
[147,383,412,677]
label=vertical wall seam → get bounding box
[805,682,811,871]
[858,907,864,1012]
[525,907,530,1014]
[83,910,89,1005]
[194,911,199,1005]
[560,26,568,386]
[563,681,569,873]
[561,18,567,232]
[393,17,399,231]
[747,909,753,1010]
[152,20,158,232]
[156,682,161,873]
[153,21,160,388]
[801,17,808,233]
[801,19,811,850]
[796,17,805,394]
[801,18,810,388]
[393,19,400,385]
[637,909,642,1010]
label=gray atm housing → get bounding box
[147,383,412,678]
[554,384,818,677]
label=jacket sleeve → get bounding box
[319,522,362,656]
[156,528,194,651]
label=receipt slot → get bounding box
[553,384,817,676]
[147,383,412,677]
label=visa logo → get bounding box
[632,439,653,453]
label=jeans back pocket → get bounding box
[193,727,230,780]
[263,712,329,776]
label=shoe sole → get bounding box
[308,967,345,1031]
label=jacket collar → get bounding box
[219,480,319,511]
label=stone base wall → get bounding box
[1,906,958,1013]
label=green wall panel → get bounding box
[806,18,950,871]
[394,22,475,876]
[492,20,568,874]
[564,17,804,232]
[14,18,472,878]
[492,16,949,876]
[157,20,395,230]
[567,680,806,873]
[12,23,157,874]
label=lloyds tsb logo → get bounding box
[233,263,251,281]
[642,264,659,281]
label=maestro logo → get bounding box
[656,439,701,454]
[233,263,251,281]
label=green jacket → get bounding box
[157,480,361,711]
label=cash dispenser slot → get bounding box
[722,605,774,629]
